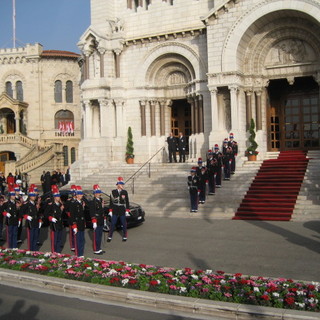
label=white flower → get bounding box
[272,292,280,297]
[175,270,183,276]
[44,253,51,258]
[122,279,129,286]
[94,263,99,267]
[220,280,226,285]
[205,269,212,275]
[86,267,92,270]
[296,290,305,296]
[191,275,198,280]
[39,259,45,263]
[254,287,260,292]
[180,287,187,293]
[295,302,305,308]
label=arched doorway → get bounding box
[0,151,16,173]
[0,108,16,134]
[268,77,319,151]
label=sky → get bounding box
[0,0,90,53]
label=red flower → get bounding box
[129,279,137,285]
[261,295,270,301]
[149,280,159,286]
[285,297,295,305]
[216,270,225,275]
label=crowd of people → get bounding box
[40,169,70,193]
[187,133,238,212]
[0,176,131,258]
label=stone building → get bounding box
[0,43,81,182]
[74,0,320,179]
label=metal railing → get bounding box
[125,146,165,194]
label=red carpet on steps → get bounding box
[232,151,309,221]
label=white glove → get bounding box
[108,212,112,217]
[93,222,97,229]
[39,222,42,228]
[6,212,11,218]
[18,220,21,227]
[125,212,130,217]
[51,218,57,223]
[27,216,33,221]
[73,228,78,234]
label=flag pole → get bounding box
[13,0,16,48]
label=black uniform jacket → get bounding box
[21,201,41,229]
[89,197,105,226]
[3,199,20,226]
[70,199,86,231]
[109,189,129,216]
[46,201,64,231]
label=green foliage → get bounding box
[246,118,259,156]
[126,126,134,159]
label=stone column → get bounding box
[229,85,239,131]
[15,114,20,134]
[198,95,204,133]
[150,100,156,136]
[140,100,146,136]
[114,50,121,78]
[188,96,195,135]
[245,90,252,131]
[255,90,262,131]
[99,99,109,137]
[84,100,93,138]
[209,87,218,131]
[114,99,124,137]
[98,48,105,78]
[159,100,165,136]
[194,95,199,134]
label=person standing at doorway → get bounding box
[166,132,177,163]
[228,133,238,174]
[178,132,187,163]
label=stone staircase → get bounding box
[69,158,262,220]
[293,150,320,221]
[67,150,320,221]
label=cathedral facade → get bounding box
[75,0,320,178]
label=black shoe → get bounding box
[122,237,127,242]
[107,237,112,242]
[17,239,22,244]
[94,251,103,255]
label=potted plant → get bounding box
[245,118,259,161]
[125,126,134,164]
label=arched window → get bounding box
[16,81,23,101]
[71,147,76,164]
[55,110,74,136]
[63,146,69,166]
[66,80,73,103]
[6,82,13,98]
[54,80,62,103]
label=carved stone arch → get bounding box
[146,53,194,87]
[244,25,320,75]
[1,69,27,84]
[222,0,320,72]
[134,42,204,87]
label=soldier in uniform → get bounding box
[65,185,76,251]
[166,132,177,163]
[107,177,130,242]
[46,185,64,253]
[14,183,24,244]
[2,187,22,249]
[213,144,223,187]
[198,166,208,204]
[0,195,4,241]
[206,151,217,195]
[228,133,238,174]
[70,186,86,257]
[177,131,187,163]
[21,187,43,251]
[89,184,106,254]
[222,139,232,180]
[187,167,200,212]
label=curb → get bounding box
[0,269,319,320]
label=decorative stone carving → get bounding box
[109,18,124,33]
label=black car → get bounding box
[40,189,145,230]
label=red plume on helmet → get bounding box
[116,177,125,185]
[93,184,102,193]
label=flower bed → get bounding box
[0,249,319,312]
